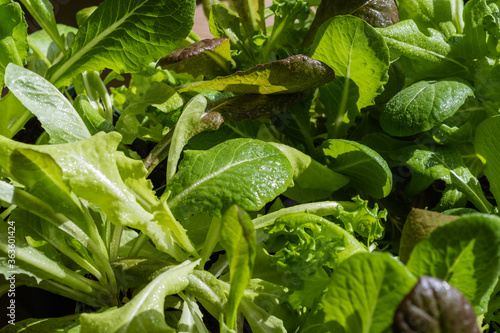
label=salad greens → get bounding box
[1,0,500,331]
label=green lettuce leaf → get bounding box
[0,0,27,88]
[220,205,256,329]
[80,260,198,333]
[46,0,196,87]
[167,138,294,219]
[407,214,500,315]
[302,252,416,333]
[310,15,389,138]
[269,142,350,202]
[5,63,91,144]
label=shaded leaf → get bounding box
[158,38,232,78]
[393,276,480,333]
[229,0,265,36]
[474,115,500,206]
[176,54,334,94]
[352,0,399,28]
[322,139,392,199]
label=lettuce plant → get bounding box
[1,0,500,332]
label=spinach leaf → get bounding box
[390,145,494,213]
[380,78,474,137]
[310,15,389,138]
[167,138,294,219]
[407,214,500,315]
[46,0,195,87]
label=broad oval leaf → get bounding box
[310,15,389,138]
[322,139,392,199]
[406,214,500,315]
[167,138,294,219]
[393,276,480,333]
[302,252,416,333]
[176,54,335,94]
[380,78,474,137]
[46,0,196,87]
[5,63,91,143]
[158,38,232,78]
[475,115,500,206]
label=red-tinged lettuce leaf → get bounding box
[393,276,480,333]
[353,0,399,28]
[197,93,307,133]
[157,38,232,79]
[176,54,335,94]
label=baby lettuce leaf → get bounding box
[167,94,207,184]
[158,38,232,78]
[380,78,474,137]
[0,92,27,139]
[167,138,293,219]
[18,0,65,54]
[393,276,480,333]
[115,81,183,144]
[74,95,115,135]
[474,115,500,206]
[302,252,416,333]
[399,209,458,263]
[5,63,91,143]
[176,54,335,94]
[80,260,198,333]
[269,142,350,202]
[310,16,389,138]
[229,0,266,37]
[0,132,195,260]
[390,145,494,213]
[0,0,27,88]
[220,205,256,330]
[322,139,392,199]
[265,212,367,277]
[406,214,500,315]
[46,0,195,88]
